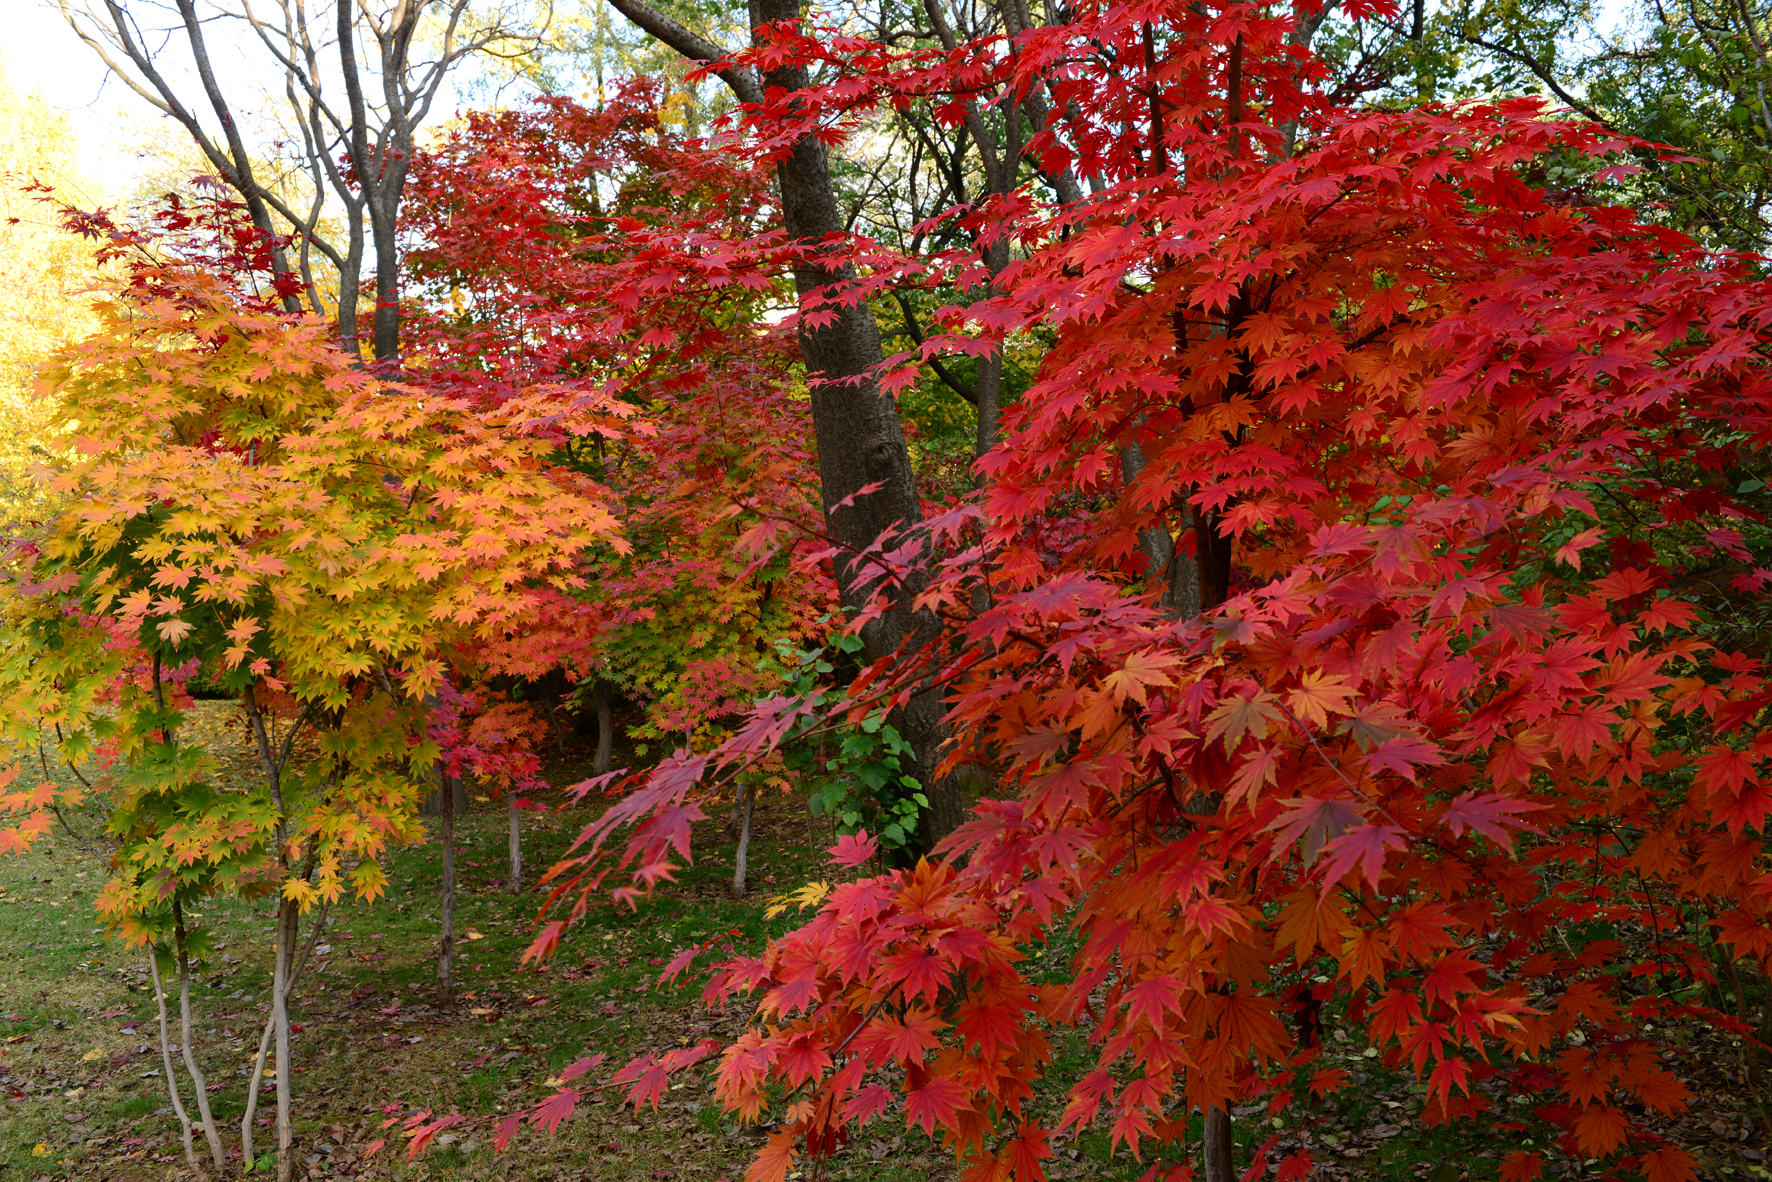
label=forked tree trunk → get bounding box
[241,897,326,1168]
[149,951,204,1177]
[173,904,225,1171]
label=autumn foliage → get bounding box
[403,87,837,749]
[503,3,1772,1182]
[0,199,632,1173]
[1,0,1770,1179]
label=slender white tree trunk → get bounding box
[149,952,204,1178]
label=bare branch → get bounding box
[602,0,764,105]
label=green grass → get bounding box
[1,706,1764,1181]
[0,713,974,1181]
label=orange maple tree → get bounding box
[0,202,629,1178]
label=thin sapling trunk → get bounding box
[241,897,326,1163]
[508,793,522,894]
[174,903,226,1170]
[149,950,205,1178]
[438,770,457,1006]
[731,781,757,897]
[272,897,296,1181]
[240,685,301,1179]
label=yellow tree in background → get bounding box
[0,52,98,541]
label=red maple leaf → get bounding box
[904,1075,971,1135]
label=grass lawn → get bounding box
[0,702,975,1182]
[0,704,1765,1181]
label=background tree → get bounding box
[1307,0,1772,252]
[57,0,551,360]
[404,87,840,887]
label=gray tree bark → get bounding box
[436,770,457,1006]
[606,0,967,846]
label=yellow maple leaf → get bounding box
[1101,648,1176,706]
[155,617,194,645]
[1205,694,1283,752]
[763,880,830,920]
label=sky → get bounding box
[1,0,498,201]
[3,3,145,192]
[3,0,1642,203]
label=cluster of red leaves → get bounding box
[404,85,837,743]
[56,178,305,314]
[424,679,550,803]
[502,2,1772,1181]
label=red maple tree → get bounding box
[497,3,1772,1181]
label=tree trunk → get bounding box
[1120,436,1204,617]
[1167,508,1204,618]
[336,205,367,357]
[438,772,457,1006]
[1753,964,1772,1088]
[731,782,757,897]
[241,1005,273,1165]
[272,896,297,1182]
[544,696,567,754]
[174,906,225,1171]
[419,774,469,816]
[756,0,961,847]
[508,793,523,894]
[368,193,402,363]
[593,681,614,777]
[1195,509,1235,610]
[601,0,963,846]
[971,232,1012,465]
[1202,1105,1234,1182]
[149,951,204,1178]
[240,898,325,1167]
[974,351,1003,465]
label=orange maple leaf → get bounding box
[1572,1103,1630,1157]
[1638,1146,1697,1182]
[1286,671,1357,728]
[746,1127,798,1182]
